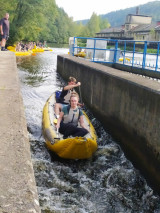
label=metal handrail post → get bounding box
[73,37,75,56]
[142,41,147,69]
[114,40,118,63]
[123,41,126,65]
[132,42,135,67]
[93,39,96,62]
[155,42,160,71]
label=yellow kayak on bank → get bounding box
[7,46,33,56]
[15,50,32,56]
[43,47,53,51]
[7,46,16,51]
[119,57,131,62]
[42,92,97,159]
[74,51,86,57]
[32,48,44,52]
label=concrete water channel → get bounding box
[0,49,160,212]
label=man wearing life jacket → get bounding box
[56,93,88,139]
[55,76,81,118]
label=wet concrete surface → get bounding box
[0,52,40,213]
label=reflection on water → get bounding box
[17,48,160,213]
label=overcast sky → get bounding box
[56,0,157,21]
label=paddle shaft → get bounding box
[79,86,83,104]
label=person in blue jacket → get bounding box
[55,76,81,118]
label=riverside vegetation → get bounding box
[0,0,110,45]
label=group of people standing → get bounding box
[15,41,44,52]
[55,77,89,139]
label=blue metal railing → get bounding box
[71,37,160,72]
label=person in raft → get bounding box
[56,93,88,139]
[55,76,81,118]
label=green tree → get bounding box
[0,0,17,23]
[54,8,78,44]
[10,0,45,43]
[99,17,110,30]
[86,12,100,37]
[150,28,156,41]
[75,22,86,37]
[80,12,110,38]
[38,0,58,42]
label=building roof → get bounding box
[97,26,124,34]
[155,25,160,30]
[96,23,160,35]
[131,23,156,32]
[127,14,152,18]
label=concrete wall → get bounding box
[0,52,41,213]
[57,54,160,194]
[106,63,160,79]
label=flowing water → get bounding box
[17,48,160,213]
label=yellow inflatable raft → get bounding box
[15,51,32,56]
[7,46,33,56]
[7,46,16,51]
[74,51,86,58]
[43,47,53,51]
[119,57,130,62]
[42,93,97,159]
[32,48,44,52]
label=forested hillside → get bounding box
[78,1,160,27]
[0,0,110,45]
